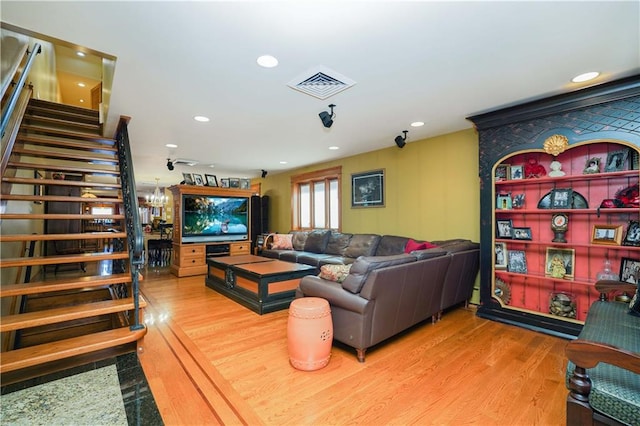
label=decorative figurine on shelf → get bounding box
[525,157,546,178]
[550,255,567,278]
[583,157,601,174]
[548,160,566,177]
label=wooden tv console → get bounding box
[169,185,254,277]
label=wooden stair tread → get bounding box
[1,273,131,297]
[16,134,116,152]
[11,147,117,163]
[6,161,119,176]
[19,124,111,142]
[28,99,100,118]
[0,232,126,243]
[0,213,124,220]
[1,298,137,332]
[0,194,122,203]
[0,326,147,374]
[1,251,129,268]
[26,105,100,125]
[1,177,121,189]
[23,114,101,131]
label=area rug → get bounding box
[1,365,127,426]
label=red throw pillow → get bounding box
[404,239,439,253]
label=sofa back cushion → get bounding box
[431,239,479,253]
[304,230,332,253]
[375,235,411,256]
[325,232,353,255]
[342,254,416,294]
[344,234,381,258]
[291,231,309,251]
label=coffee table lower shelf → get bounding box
[205,255,317,314]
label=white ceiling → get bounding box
[2,1,639,191]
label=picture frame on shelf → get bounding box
[193,174,204,186]
[182,173,194,185]
[205,174,218,187]
[622,221,640,247]
[545,248,575,279]
[496,193,512,210]
[220,178,230,188]
[507,250,527,274]
[583,157,601,174]
[510,165,523,180]
[495,242,507,269]
[240,178,251,190]
[495,164,510,181]
[512,227,532,240]
[550,188,573,209]
[591,224,623,246]
[512,193,525,209]
[352,169,385,208]
[620,257,640,285]
[229,178,240,188]
[496,219,513,239]
[604,149,629,172]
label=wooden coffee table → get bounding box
[205,255,317,314]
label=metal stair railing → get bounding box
[114,116,145,331]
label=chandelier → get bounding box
[146,178,167,208]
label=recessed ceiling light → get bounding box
[329,146,340,150]
[257,55,278,68]
[411,121,425,127]
[165,143,178,148]
[279,161,288,164]
[209,164,215,168]
[571,72,599,83]
[79,99,84,103]
[76,51,85,57]
[193,115,210,122]
[77,82,86,87]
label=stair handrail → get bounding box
[114,116,145,331]
[0,43,41,139]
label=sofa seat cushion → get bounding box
[261,249,285,259]
[344,234,381,258]
[296,252,333,267]
[279,251,303,263]
[566,301,640,425]
[342,254,416,294]
[304,230,332,253]
[319,264,352,283]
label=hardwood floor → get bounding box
[138,269,569,425]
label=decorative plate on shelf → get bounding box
[494,277,511,305]
[537,190,589,209]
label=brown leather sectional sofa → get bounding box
[263,230,479,362]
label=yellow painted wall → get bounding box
[259,128,480,243]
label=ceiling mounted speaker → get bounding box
[319,104,336,128]
[395,130,408,148]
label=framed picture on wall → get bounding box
[220,178,230,188]
[604,149,629,172]
[193,174,204,186]
[351,169,385,208]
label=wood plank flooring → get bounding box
[139,270,569,425]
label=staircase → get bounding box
[0,98,146,383]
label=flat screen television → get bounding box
[181,194,249,243]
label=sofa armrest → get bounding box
[566,339,640,373]
[298,275,369,314]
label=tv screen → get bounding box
[182,194,249,243]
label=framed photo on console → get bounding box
[205,174,218,187]
[182,173,194,185]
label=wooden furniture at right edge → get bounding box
[468,75,640,338]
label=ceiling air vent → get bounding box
[287,65,356,100]
[173,158,198,166]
